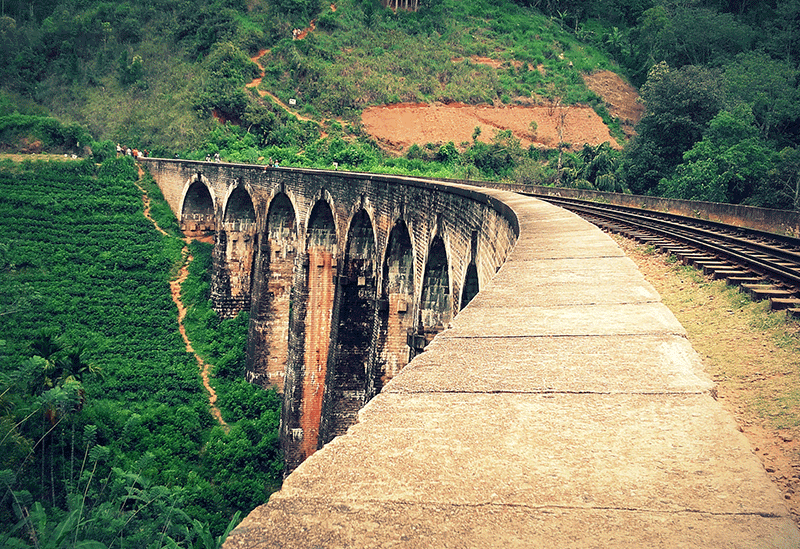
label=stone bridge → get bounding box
[142,158,516,470]
[141,158,799,548]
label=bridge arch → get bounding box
[372,218,415,394]
[305,197,338,252]
[288,198,339,466]
[266,190,300,242]
[179,173,216,238]
[417,233,451,352]
[322,208,378,443]
[460,230,480,309]
[211,181,258,318]
[460,262,479,309]
[223,181,257,226]
[246,191,299,391]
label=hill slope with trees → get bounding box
[1,0,797,207]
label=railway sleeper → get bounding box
[726,275,767,286]
[711,269,751,280]
[687,256,719,268]
[640,240,674,250]
[661,249,697,260]
[787,307,800,320]
[770,297,800,311]
[741,283,796,302]
[632,233,658,243]
[678,253,715,266]
[699,263,734,276]
[598,223,623,234]
[637,234,669,241]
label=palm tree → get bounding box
[28,328,63,393]
[56,343,102,389]
[27,332,102,501]
[54,342,101,491]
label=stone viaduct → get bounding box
[142,158,800,547]
[142,158,516,470]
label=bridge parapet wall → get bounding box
[480,181,800,236]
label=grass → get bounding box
[258,0,618,120]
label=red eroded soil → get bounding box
[361,71,642,155]
[362,102,618,154]
[584,70,644,138]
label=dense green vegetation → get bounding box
[2,0,799,207]
[0,157,281,546]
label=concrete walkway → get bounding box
[225,192,800,548]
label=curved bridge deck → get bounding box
[226,189,799,548]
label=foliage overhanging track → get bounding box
[526,194,800,308]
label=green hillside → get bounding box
[2,0,798,207]
[0,0,616,150]
[0,158,282,545]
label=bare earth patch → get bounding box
[615,234,800,525]
[583,70,644,138]
[361,71,640,155]
[451,55,528,70]
[361,102,618,155]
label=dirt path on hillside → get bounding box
[0,153,81,162]
[247,50,319,126]
[134,174,229,432]
[169,252,230,432]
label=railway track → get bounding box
[528,194,800,318]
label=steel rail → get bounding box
[528,194,800,292]
[528,194,800,249]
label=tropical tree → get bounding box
[768,147,800,210]
[622,62,725,194]
[638,3,753,68]
[723,51,800,142]
[657,106,775,204]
